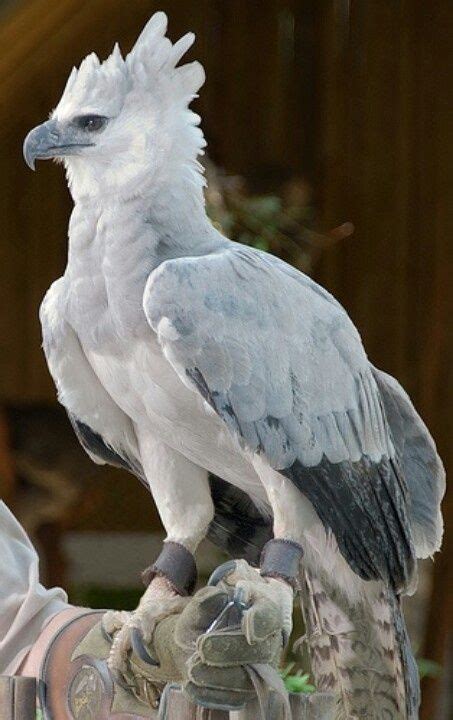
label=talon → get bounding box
[101,622,114,644]
[233,586,248,608]
[107,623,134,678]
[106,582,185,680]
[208,560,237,587]
[102,609,130,637]
[109,666,136,692]
[131,627,160,667]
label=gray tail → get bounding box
[389,590,420,719]
[300,568,420,719]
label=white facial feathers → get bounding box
[51,12,207,200]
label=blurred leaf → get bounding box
[280,663,316,694]
[296,673,311,683]
[281,661,296,678]
[244,195,282,218]
[284,675,316,694]
[417,658,443,679]
[251,237,270,252]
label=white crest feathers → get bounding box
[54,45,129,119]
[125,12,205,102]
[54,12,205,118]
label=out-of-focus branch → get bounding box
[204,158,353,275]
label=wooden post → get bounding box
[161,686,335,719]
[0,678,335,719]
[233,692,335,719]
[160,685,230,719]
[0,677,36,720]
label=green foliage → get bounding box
[203,160,324,275]
[417,657,443,679]
[280,662,316,694]
[206,188,312,267]
[36,710,43,720]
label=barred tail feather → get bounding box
[388,591,420,719]
[299,568,419,719]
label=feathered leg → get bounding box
[106,433,214,677]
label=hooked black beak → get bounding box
[23,119,93,170]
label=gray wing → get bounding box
[372,367,445,558]
[144,246,416,591]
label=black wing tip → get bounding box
[283,454,416,591]
[207,475,273,564]
[69,413,145,482]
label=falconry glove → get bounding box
[119,560,292,710]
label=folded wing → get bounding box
[144,246,418,592]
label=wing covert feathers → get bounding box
[145,249,419,591]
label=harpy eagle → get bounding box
[23,13,444,719]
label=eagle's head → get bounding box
[23,12,206,199]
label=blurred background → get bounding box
[0,1,450,717]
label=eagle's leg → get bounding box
[106,434,214,677]
[247,457,320,641]
[252,456,318,575]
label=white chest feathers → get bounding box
[66,203,158,348]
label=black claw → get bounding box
[131,627,160,667]
[109,667,136,691]
[207,560,238,587]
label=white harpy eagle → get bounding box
[24,12,444,718]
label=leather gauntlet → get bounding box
[128,560,290,710]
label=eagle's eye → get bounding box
[75,115,108,132]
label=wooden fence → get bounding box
[0,677,335,719]
[0,677,36,720]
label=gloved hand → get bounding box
[211,559,294,646]
[119,560,293,710]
